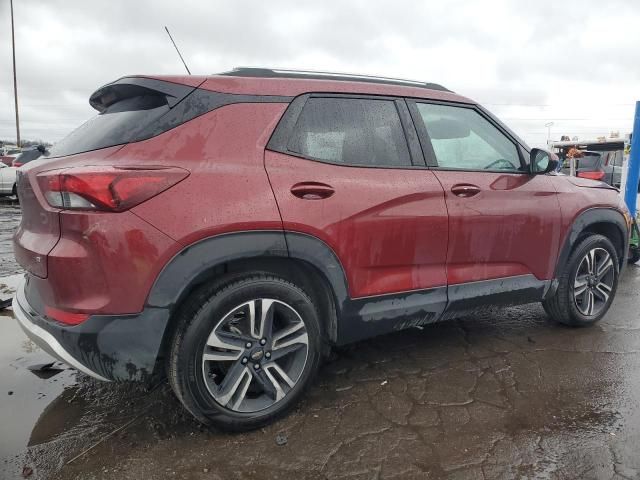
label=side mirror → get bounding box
[529,148,559,174]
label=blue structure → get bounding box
[625,101,640,216]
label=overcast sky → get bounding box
[1,0,639,148]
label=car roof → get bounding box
[136,68,475,105]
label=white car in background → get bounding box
[0,163,17,197]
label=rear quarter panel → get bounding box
[129,102,289,245]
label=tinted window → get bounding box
[416,103,521,171]
[288,98,411,167]
[49,94,170,158]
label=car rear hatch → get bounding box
[13,147,125,278]
[13,76,204,278]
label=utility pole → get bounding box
[10,0,21,147]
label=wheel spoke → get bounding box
[249,299,275,339]
[594,282,612,303]
[268,342,305,362]
[585,290,595,315]
[574,275,589,296]
[216,361,252,407]
[203,350,242,362]
[587,249,597,274]
[250,367,278,400]
[272,322,308,351]
[579,287,590,312]
[231,371,252,411]
[206,330,245,355]
[263,363,296,402]
[596,253,613,278]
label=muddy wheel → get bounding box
[543,234,619,327]
[167,273,322,431]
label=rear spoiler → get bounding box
[89,77,199,113]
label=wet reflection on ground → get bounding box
[0,302,76,476]
[0,267,638,479]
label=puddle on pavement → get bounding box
[0,308,78,474]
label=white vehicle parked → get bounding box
[0,163,17,197]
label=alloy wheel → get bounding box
[573,247,615,316]
[201,298,309,413]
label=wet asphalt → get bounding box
[2,199,640,479]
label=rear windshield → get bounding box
[48,94,170,158]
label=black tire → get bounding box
[167,273,322,431]
[543,234,619,327]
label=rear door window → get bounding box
[287,97,411,167]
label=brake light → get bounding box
[36,166,188,211]
[12,162,23,168]
[45,306,89,325]
[577,170,605,181]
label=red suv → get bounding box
[13,68,631,430]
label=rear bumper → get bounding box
[13,275,170,382]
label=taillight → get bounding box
[45,306,89,325]
[577,170,606,181]
[36,166,188,212]
[12,161,23,168]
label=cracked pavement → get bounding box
[2,201,640,479]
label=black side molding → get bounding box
[146,231,350,344]
[440,275,550,322]
[146,231,289,310]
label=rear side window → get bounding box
[49,94,170,158]
[287,98,411,167]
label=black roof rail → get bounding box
[218,67,451,92]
